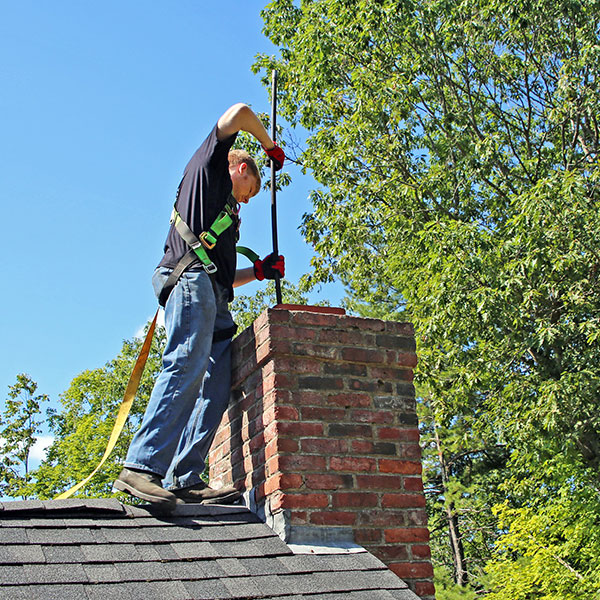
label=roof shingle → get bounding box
[0,498,420,599]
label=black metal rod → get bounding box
[270,69,283,305]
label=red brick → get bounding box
[379,459,422,475]
[375,332,416,350]
[369,366,414,381]
[354,528,383,544]
[414,581,436,597]
[396,351,418,368]
[412,544,432,559]
[265,438,299,461]
[332,492,378,508]
[301,438,348,454]
[268,454,327,473]
[377,427,419,441]
[400,443,423,459]
[293,342,341,361]
[318,328,368,345]
[330,456,377,473]
[406,509,429,527]
[352,440,397,455]
[388,561,434,579]
[265,438,279,462]
[289,310,345,327]
[294,391,325,406]
[351,410,394,424]
[265,306,293,322]
[212,426,230,447]
[356,474,405,490]
[341,347,385,363]
[276,421,325,438]
[384,321,414,336]
[384,528,430,544]
[327,393,372,408]
[272,355,322,374]
[404,477,424,492]
[298,375,344,391]
[349,378,377,392]
[359,510,406,528]
[269,405,300,422]
[305,474,352,490]
[367,545,410,562]
[277,437,301,453]
[251,309,271,334]
[310,511,357,526]
[243,454,255,474]
[382,493,426,508]
[264,473,303,495]
[329,423,372,438]
[248,432,266,454]
[343,316,385,332]
[263,371,295,393]
[269,323,319,341]
[302,406,346,422]
[278,493,330,509]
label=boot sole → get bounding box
[114,478,177,507]
[174,490,242,505]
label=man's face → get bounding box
[230,162,260,204]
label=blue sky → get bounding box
[0,1,342,446]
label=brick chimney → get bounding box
[209,305,435,599]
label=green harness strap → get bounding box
[170,200,238,274]
[236,245,259,263]
[159,197,260,307]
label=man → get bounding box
[114,103,285,507]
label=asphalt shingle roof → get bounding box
[0,498,419,600]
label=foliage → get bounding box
[28,324,166,500]
[486,461,600,600]
[0,374,49,499]
[234,116,292,192]
[434,566,479,600]
[255,0,600,596]
[231,278,317,331]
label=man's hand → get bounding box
[263,144,285,171]
[254,253,285,281]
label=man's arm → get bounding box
[233,267,257,288]
[217,103,274,148]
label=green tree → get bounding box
[255,0,600,596]
[29,323,166,499]
[0,374,49,499]
[231,279,316,331]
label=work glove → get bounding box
[263,144,285,171]
[254,253,285,281]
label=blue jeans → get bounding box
[124,267,235,490]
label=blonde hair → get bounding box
[228,149,261,189]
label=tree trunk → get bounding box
[435,427,469,586]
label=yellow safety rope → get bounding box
[55,310,159,499]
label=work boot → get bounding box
[172,480,241,505]
[114,468,177,508]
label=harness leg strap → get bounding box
[158,251,199,308]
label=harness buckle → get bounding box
[199,231,217,250]
[203,262,218,275]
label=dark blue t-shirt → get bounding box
[158,125,238,300]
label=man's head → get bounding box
[228,149,261,204]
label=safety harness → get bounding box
[158,194,259,331]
